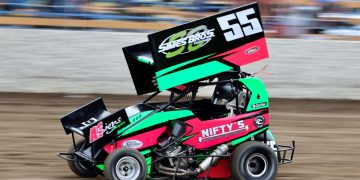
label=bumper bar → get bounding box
[57,152,95,163]
[276,140,295,165]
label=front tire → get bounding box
[67,140,98,177]
[231,141,278,180]
[105,148,147,180]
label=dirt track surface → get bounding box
[0,92,359,180]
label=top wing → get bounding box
[148,2,269,91]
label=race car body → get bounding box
[58,2,295,180]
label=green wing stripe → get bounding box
[157,61,233,91]
[120,110,194,136]
[155,53,215,77]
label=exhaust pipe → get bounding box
[196,144,229,173]
[157,143,230,176]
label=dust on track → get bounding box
[0,92,359,180]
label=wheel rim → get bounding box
[115,156,141,180]
[245,153,268,178]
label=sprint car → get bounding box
[58,3,295,180]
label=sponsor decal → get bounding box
[217,7,263,42]
[254,116,265,128]
[199,121,249,142]
[104,118,123,135]
[89,122,103,143]
[251,102,267,109]
[81,117,98,128]
[122,140,143,149]
[245,46,260,54]
[158,25,215,58]
[89,117,124,143]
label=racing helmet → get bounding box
[212,82,236,106]
[211,71,241,106]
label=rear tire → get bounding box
[231,141,278,180]
[105,148,147,180]
[67,140,98,177]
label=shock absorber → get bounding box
[196,144,229,173]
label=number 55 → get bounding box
[217,8,263,42]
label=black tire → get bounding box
[67,140,98,177]
[231,141,278,180]
[105,148,147,180]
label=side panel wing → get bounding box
[123,42,158,95]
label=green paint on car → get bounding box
[231,126,269,146]
[128,111,153,123]
[118,110,194,136]
[155,53,215,77]
[157,61,233,91]
[145,157,152,174]
[165,30,187,59]
[181,134,196,142]
[96,164,105,171]
[140,149,152,155]
[240,77,269,112]
[266,129,276,141]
